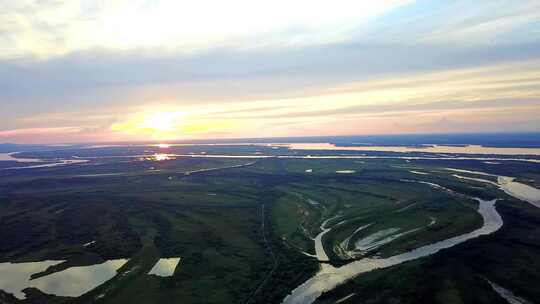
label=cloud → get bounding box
[0,0,413,59]
[0,127,82,137]
[2,39,539,117]
[1,1,540,143]
[0,127,84,143]
[2,58,540,143]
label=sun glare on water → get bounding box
[153,154,172,161]
[140,153,174,161]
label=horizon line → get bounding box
[2,131,540,146]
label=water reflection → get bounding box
[30,259,128,298]
[445,168,540,209]
[0,259,127,299]
[0,260,63,299]
[486,279,532,304]
[4,159,88,170]
[148,258,181,277]
[335,170,355,174]
[140,154,175,161]
[0,152,42,163]
[279,143,540,156]
[499,177,540,208]
[283,198,502,304]
[0,152,89,170]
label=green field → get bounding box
[0,154,539,303]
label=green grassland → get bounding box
[0,154,539,303]
[310,160,540,304]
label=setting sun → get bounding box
[110,111,184,139]
[2,2,540,304]
[109,109,239,141]
[141,112,177,132]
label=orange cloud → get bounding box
[0,127,82,137]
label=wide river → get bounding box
[0,152,88,169]
[282,197,501,304]
[0,153,41,162]
[282,169,540,304]
[275,143,540,156]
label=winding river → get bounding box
[0,153,42,163]
[0,152,88,170]
[277,143,540,156]
[82,153,540,163]
[446,168,540,208]
[282,197,502,304]
[283,168,540,304]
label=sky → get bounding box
[1,0,540,144]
